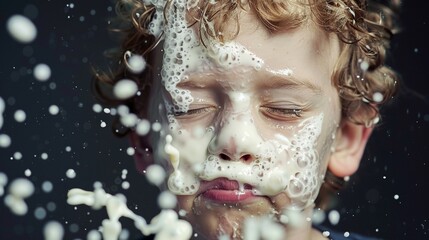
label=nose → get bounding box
[208,114,262,163]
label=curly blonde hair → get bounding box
[94,0,399,132]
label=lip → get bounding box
[199,178,256,203]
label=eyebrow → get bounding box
[260,75,323,95]
[176,74,218,89]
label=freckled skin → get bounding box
[150,5,342,240]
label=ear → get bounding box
[328,121,373,177]
[129,131,153,173]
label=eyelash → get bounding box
[173,107,216,117]
[261,107,303,119]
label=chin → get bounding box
[177,193,285,240]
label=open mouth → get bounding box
[200,178,256,203]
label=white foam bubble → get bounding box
[33,63,51,81]
[14,109,26,122]
[65,146,72,152]
[7,15,37,43]
[113,79,138,100]
[24,169,32,177]
[48,105,59,115]
[100,121,107,128]
[0,134,11,148]
[43,221,64,240]
[394,194,399,200]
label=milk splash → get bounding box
[148,0,263,113]
[67,183,192,240]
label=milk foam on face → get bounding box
[144,0,326,210]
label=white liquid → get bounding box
[7,15,37,43]
[113,79,138,100]
[34,63,51,81]
[0,97,4,130]
[48,105,59,115]
[4,178,35,215]
[14,109,26,122]
[67,185,192,240]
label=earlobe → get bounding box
[129,131,153,173]
[328,121,373,177]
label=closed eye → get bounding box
[260,107,303,120]
[173,106,218,118]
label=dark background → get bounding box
[0,1,428,239]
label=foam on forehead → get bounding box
[146,0,263,113]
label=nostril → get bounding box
[219,153,231,160]
[241,154,252,162]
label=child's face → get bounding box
[151,9,342,239]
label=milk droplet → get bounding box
[152,122,162,132]
[41,152,48,160]
[322,231,330,237]
[33,63,51,81]
[43,221,64,240]
[14,109,26,122]
[312,208,326,225]
[65,146,72,152]
[372,92,384,103]
[359,60,369,71]
[157,191,177,209]
[328,210,340,225]
[48,105,59,115]
[66,169,76,179]
[13,152,23,160]
[42,181,53,193]
[344,231,350,237]
[136,119,150,136]
[127,54,146,74]
[87,229,102,240]
[7,15,37,43]
[394,194,399,200]
[121,181,130,190]
[9,178,34,198]
[0,97,4,130]
[113,79,138,99]
[126,147,135,156]
[34,206,47,220]
[100,121,107,128]
[24,169,32,177]
[0,172,8,196]
[145,164,166,186]
[93,104,102,113]
[0,134,12,148]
